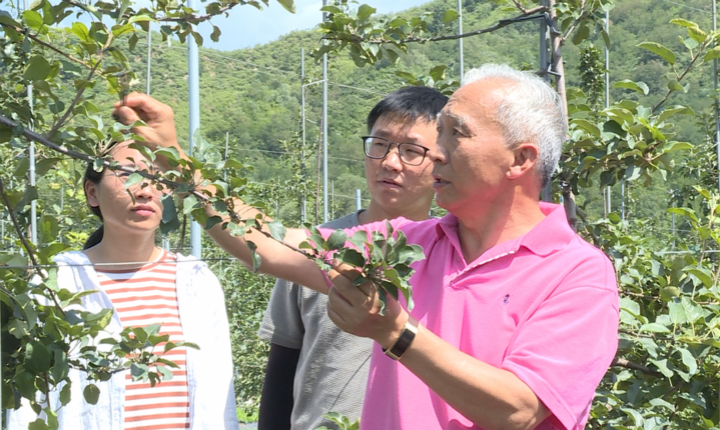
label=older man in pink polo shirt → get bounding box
[116,63,619,430]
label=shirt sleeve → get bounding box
[257,278,305,349]
[501,257,619,430]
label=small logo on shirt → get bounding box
[502,294,510,306]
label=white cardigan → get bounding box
[8,251,239,430]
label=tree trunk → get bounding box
[548,0,578,230]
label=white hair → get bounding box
[462,64,567,187]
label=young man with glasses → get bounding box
[256,86,448,430]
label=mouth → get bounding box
[378,178,402,188]
[432,176,449,188]
[132,205,155,215]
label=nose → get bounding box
[427,139,445,164]
[132,177,156,198]
[380,146,404,171]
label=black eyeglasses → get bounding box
[362,136,430,166]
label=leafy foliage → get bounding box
[302,221,424,314]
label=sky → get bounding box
[0,0,433,51]
[191,0,432,51]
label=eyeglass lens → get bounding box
[363,137,427,166]
[112,171,172,196]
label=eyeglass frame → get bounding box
[104,170,173,196]
[361,135,431,166]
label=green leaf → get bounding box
[660,286,681,301]
[51,349,69,382]
[25,341,51,373]
[667,80,686,93]
[572,119,601,138]
[247,241,262,272]
[676,347,698,375]
[111,23,134,37]
[637,42,676,65]
[657,106,694,123]
[160,195,180,234]
[156,364,173,380]
[128,15,154,24]
[327,230,347,251]
[210,25,221,43]
[680,296,704,323]
[670,18,699,28]
[668,300,688,325]
[571,24,590,45]
[71,22,91,42]
[441,9,459,24]
[688,26,706,43]
[39,214,59,244]
[276,0,296,13]
[0,13,22,28]
[59,382,72,406]
[613,79,649,95]
[22,10,43,29]
[8,318,30,338]
[24,56,51,81]
[704,46,720,62]
[625,165,642,181]
[267,219,286,242]
[83,384,100,405]
[84,308,113,329]
[357,4,376,21]
[28,420,50,430]
[639,323,670,333]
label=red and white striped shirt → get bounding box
[97,250,191,430]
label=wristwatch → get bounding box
[383,316,419,361]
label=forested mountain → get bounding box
[71,0,716,228]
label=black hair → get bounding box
[366,86,449,132]
[83,162,105,250]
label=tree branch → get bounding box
[652,42,706,112]
[612,357,664,378]
[0,177,68,314]
[560,0,588,42]
[158,4,237,22]
[0,114,314,261]
[511,0,528,14]
[47,57,103,139]
[324,7,547,45]
[0,23,93,70]
[0,177,40,270]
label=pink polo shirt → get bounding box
[327,203,618,430]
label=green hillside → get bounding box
[79,0,709,228]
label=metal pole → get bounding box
[24,0,36,246]
[539,0,552,202]
[224,131,229,181]
[457,0,464,81]
[146,27,152,95]
[714,0,720,195]
[355,189,361,211]
[301,48,307,224]
[187,0,202,259]
[605,10,612,215]
[322,0,329,223]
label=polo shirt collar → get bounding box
[435,203,574,265]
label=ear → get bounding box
[85,180,100,208]
[506,143,539,180]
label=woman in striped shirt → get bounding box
[8,141,239,430]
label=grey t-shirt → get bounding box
[258,212,372,430]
